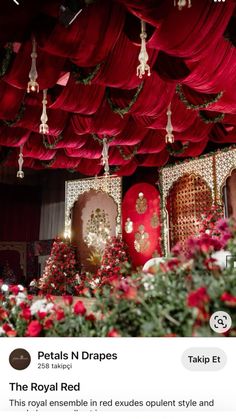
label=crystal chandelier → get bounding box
[165,104,175,144]
[27,38,39,93]
[174,0,192,10]
[101,136,110,176]
[16,145,24,178]
[39,89,49,134]
[137,20,151,79]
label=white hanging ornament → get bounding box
[174,0,192,10]
[101,136,110,176]
[27,38,39,93]
[165,104,175,144]
[16,145,24,178]
[137,20,151,79]
[39,89,49,134]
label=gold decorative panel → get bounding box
[65,175,122,239]
[160,147,236,255]
[167,174,212,250]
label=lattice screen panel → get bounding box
[167,174,212,249]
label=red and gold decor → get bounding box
[65,176,122,272]
[122,183,162,267]
[160,148,236,254]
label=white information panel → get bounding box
[0,338,235,415]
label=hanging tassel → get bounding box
[101,136,110,176]
[175,0,192,10]
[27,38,39,93]
[136,20,151,79]
[165,104,175,144]
[39,89,49,134]
[16,145,24,178]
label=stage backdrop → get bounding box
[122,183,162,267]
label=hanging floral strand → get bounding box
[27,37,39,93]
[137,20,151,79]
[165,104,175,144]
[174,0,192,10]
[101,136,110,176]
[16,145,24,178]
[39,89,49,134]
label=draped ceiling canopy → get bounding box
[0,0,236,176]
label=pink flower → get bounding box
[73,301,86,316]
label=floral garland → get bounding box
[176,84,223,111]
[72,62,102,85]
[199,110,225,124]
[167,141,189,156]
[0,43,13,78]
[41,158,56,168]
[106,82,144,118]
[2,102,26,127]
[117,145,139,161]
[43,134,63,149]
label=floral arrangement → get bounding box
[0,284,97,337]
[1,218,236,337]
[96,236,131,288]
[38,237,79,295]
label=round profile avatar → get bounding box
[9,348,31,370]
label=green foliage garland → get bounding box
[176,84,223,111]
[106,82,144,118]
[2,102,26,127]
[167,141,189,156]
[43,134,63,149]
[199,110,225,124]
[117,145,139,161]
[0,43,13,78]
[72,62,102,85]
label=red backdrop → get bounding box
[122,182,162,267]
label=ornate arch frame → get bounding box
[65,175,122,239]
[160,147,236,255]
[160,155,215,255]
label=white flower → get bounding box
[1,284,9,292]
[18,284,24,291]
[16,292,26,305]
[30,299,54,315]
[30,299,47,315]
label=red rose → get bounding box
[44,319,53,329]
[63,295,73,305]
[187,287,210,308]
[9,285,20,295]
[38,311,47,320]
[73,301,86,316]
[221,292,236,307]
[2,323,17,337]
[0,307,8,320]
[107,328,120,337]
[123,286,137,300]
[85,313,96,322]
[20,308,31,321]
[56,309,65,321]
[26,320,42,337]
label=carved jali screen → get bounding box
[167,174,212,250]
